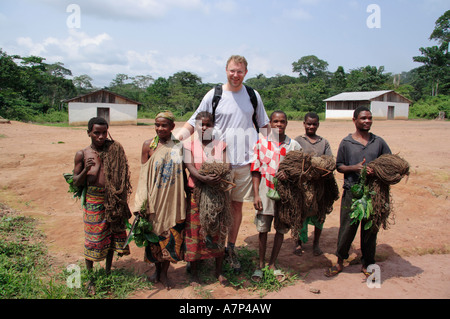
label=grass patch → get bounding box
[0,203,152,299]
[1,202,297,299]
[224,247,298,294]
[191,246,297,298]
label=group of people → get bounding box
[71,55,391,292]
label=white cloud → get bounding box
[124,50,226,82]
[16,37,46,56]
[15,29,115,63]
[9,24,231,86]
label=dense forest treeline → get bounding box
[1,10,449,123]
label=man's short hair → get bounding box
[270,110,287,122]
[353,106,371,119]
[304,112,319,122]
[226,55,248,70]
[88,117,109,132]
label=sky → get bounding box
[0,0,448,88]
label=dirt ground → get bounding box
[0,119,449,299]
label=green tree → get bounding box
[292,55,329,82]
[0,50,76,119]
[413,45,449,96]
[132,75,154,90]
[108,73,153,104]
[429,10,450,52]
[346,66,391,91]
[145,77,170,112]
[412,10,450,96]
[330,66,347,94]
[167,71,205,114]
[73,74,94,94]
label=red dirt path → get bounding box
[0,119,448,299]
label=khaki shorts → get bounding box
[230,164,254,202]
[254,214,289,234]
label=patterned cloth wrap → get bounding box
[184,195,224,262]
[144,222,185,263]
[83,186,130,262]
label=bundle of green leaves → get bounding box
[125,201,159,247]
[125,217,159,247]
[350,166,376,230]
[63,172,86,207]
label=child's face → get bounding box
[196,117,213,141]
[88,124,108,148]
[155,117,175,140]
[270,113,287,136]
[304,117,319,136]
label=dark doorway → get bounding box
[97,107,110,124]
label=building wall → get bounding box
[325,108,354,119]
[325,101,409,120]
[370,101,409,120]
[68,102,137,126]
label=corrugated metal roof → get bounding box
[63,89,142,105]
[324,90,393,101]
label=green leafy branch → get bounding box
[125,200,159,247]
[63,172,86,207]
[350,166,376,230]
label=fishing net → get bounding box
[99,140,133,233]
[276,150,339,239]
[193,162,234,247]
[367,153,410,232]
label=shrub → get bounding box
[410,95,450,119]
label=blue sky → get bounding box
[0,0,448,87]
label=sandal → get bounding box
[361,267,373,279]
[325,265,342,277]
[251,269,263,283]
[273,269,286,283]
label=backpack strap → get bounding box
[211,84,260,133]
[211,84,223,124]
[244,85,259,133]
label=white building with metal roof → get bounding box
[324,90,411,120]
[64,89,141,126]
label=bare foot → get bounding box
[160,273,173,290]
[190,274,201,287]
[86,280,96,295]
[148,270,160,283]
[293,244,303,256]
[216,274,229,287]
[313,244,323,256]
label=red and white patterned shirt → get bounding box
[251,134,301,190]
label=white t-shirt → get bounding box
[188,85,270,167]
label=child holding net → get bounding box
[183,111,233,286]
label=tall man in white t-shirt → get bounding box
[178,55,270,272]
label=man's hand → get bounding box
[354,158,374,175]
[85,157,96,172]
[199,173,221,186]
[275,170,287,181]
[253,195,263,211]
